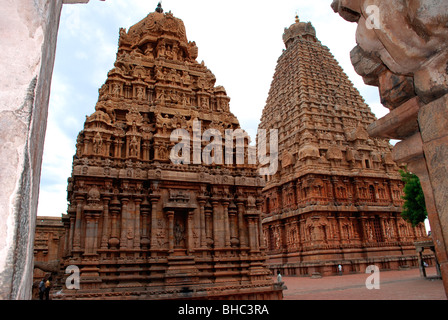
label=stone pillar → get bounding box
[113,141,119,158]
[359,215,368,243]
[236,201,248,248]
[73,197,84,251]
[416,247,426,278]
[198,198,207,249]
[119,198,129,250]
[84,214,97,255]
[431,247,443,279]
[255,217,261,249]
[256,200,264,249]
[108,197,121,249]
[187,211,194,253]
[204,203,213,247]
[386,181,394,206]
[416,96,448,290]
[0,0,62,299]
[0,0,102,299]
[222,200,231,248]
[100,197,110,249]
[68,217,75,256]
[247,217,259,252]
[379,216,387,243]
[133,198,141,250]
[140,198,150,249]
[167,211,175,252]
[336,215,344,241]
[105,141,111,158]
[61,215,70,257]
[150,195,160,253]
[211,200,220,248]
[404,153,448,289]
[228,203,238,247]
[117,141,123,158]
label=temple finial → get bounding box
[295,13,300,23]
[155,1,163,13]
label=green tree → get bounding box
[399,169,427,227]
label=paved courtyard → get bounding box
[277,267,446,300]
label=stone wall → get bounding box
[32,217,66,299]
[0,0,94,300]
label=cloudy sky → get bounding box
[37,0,389,218]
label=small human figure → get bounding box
[38,278,45,300]
[338,264,343,276]
[277,270,282,283]
[44,277,52,300]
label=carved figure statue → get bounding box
[129,136,139,157]
[331,0,448,108]
[93,132,103,155]
[174,220,185,247]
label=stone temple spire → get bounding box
[282,15,317,48]
[258,15,429,276]
[56,8,282,300]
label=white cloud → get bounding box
[74,50,88,60]
[370,102,390,119]
[38,187,69,217]
[38,121,75,217]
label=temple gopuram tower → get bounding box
[258,16,430,277]
[56,4,282,300]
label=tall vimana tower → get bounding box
[56,4,282,300]
[258,16,429,277]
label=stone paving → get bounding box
[277,267,446,300]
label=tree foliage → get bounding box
[399,169,427,227]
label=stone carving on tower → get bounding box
[57,5,282,300]
[258,16,430,276]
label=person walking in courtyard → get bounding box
[338,264,343,276]
[44,277,52,300]
[277,271,282,283]
[38,278,45,300]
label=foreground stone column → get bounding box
[332,0,448,298]
[0,0,101,300]
[0,0,62,300]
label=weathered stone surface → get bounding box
[32,217,66,299]
[257,16,429,277]
[333,0,448,106]
[350,45,385,86]
[53,6,282,300]
[0,0,63,300]
[367,97,421,140]
[418,95,448,143]
[331,0,361,23]
[378,70,416,110]
[392,133,423,164]
[333,0,448,297]
[418,96,448,275]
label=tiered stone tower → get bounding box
[258,17,429,276]
[57,5,282,300]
